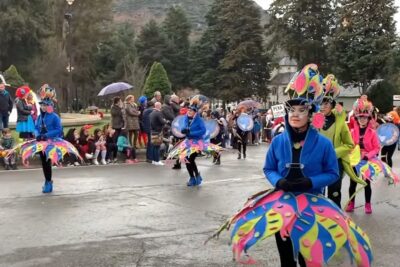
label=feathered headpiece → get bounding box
[38,84,57,105]
[353,96,373,117]
[189,95,209,113]
[322,74,341,105]
[285,64,325,129]
[285,63,324,112]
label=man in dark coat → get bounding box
[0,75,13,129]
[150,102,166,165]
[143,100,155,163]
[161,95,175,122]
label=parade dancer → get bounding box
[234,107,249,159]
[181,103,206,186]
[319,75,359,208]
[167,96,222,186]
[16,85,81,193]
[346,98,380,214]
[207,64,373,267]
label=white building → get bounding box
[267,57,297,107]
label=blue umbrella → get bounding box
[97,82,133,96]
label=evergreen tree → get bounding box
[267,0,334,72]
[329,0,397,93]
[143,62,172,98]
[162,7,191,89]
[94,23,137,86]
[218,0,269,101]
[0,0,53,76]
[136,20,172,71]
[367,80,399,114]
[3,65,25,87]
[189,0,228,98]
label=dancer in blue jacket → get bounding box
[263,64,339,267]
[181,104,206,186]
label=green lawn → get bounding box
[11,119,110,144]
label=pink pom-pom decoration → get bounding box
[311,112,325,129]
[47,106,54,113]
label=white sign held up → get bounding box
[271,104,286,118]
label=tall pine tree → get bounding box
[189,0,226,98]
[190,0,268,101]
[328,0,397,92]
[218,0,269,101]
[136,20,172,71]
[162,7,191,89]
[143,62,172,98]
[267,0,334,72]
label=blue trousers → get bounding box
[0,112,9,129]
[146,133,153,161]
[152,145,160,162]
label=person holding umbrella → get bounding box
[124,95,140,149]
[110,97,125,142]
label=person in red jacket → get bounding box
[346,98,380,214]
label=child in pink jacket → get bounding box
[346,99,380,214]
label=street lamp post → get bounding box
[65,0,75,112]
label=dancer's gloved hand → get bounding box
[277,177,313,192]
[276,178,290,191]
[287,177,313,191]
[181,128,190,135]
[36,134,48,141]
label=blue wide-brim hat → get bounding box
[188,105,199,112]
[39,98,54,106]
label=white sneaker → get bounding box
[93,159,99,165]
[152,161,156,165]
[85,153,94,160]
[74,162,80,166]
[101,159,107,165]
[155,161,164,166]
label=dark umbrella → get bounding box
[97,82,133,96]
[237,100,261,109]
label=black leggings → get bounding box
[349,179,372,203]
[40,152,52,182]
[106,143,118,160]
[275,233,306,267]
[381,143,396,167]
[185,153,199,177]
[327,160,344,208]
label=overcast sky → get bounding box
[253,0,400,31]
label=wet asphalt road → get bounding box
[0,145,399,267]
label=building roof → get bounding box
[279,56,297,67]
[338,85,361,98]
[269,72,296,86]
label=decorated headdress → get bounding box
[285,63,324,113]
[322,74,341,106]
[285,64,325,129]
[38,84,57,106]
[189,95,209,113]
[15,86,31,99]
[353,96,373,117]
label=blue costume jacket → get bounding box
[184,113,206,140]
[263,124,339,195]
[35,112,63,139]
